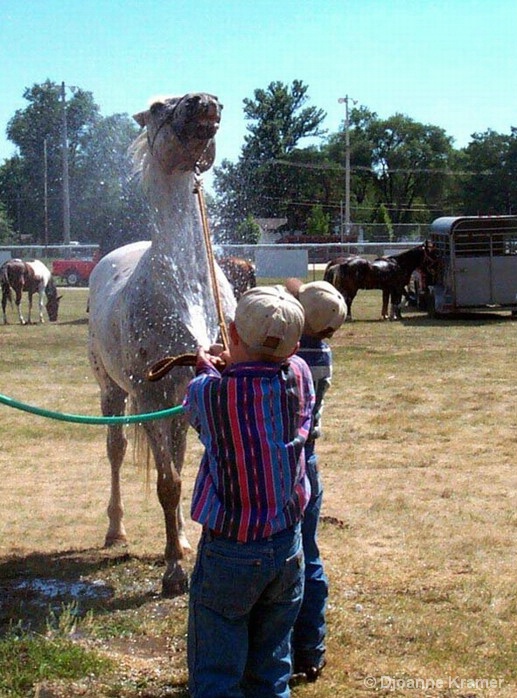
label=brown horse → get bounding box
[1,259,61,324]
[324,242,438,320]
[218,256,256,299]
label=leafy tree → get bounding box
[0,203,15,243]
[214,80,327,232]
[234,215,261,244]
[5,80,101,242]
[1,80,149,250]
[306,204,330,236]
[71,112,147,248]
[242,80,326,162]
[459,129,517,215]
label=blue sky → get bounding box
[1,0,516,190]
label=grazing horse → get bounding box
[87,93,236,595]
[218,255,256,299]
[1,259,61,324]
[324,242,438,320]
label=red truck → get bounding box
[51,249,101,286]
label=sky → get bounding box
[1,0,516,193]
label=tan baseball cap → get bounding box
[298,281,347,333]
[234,285,305,358]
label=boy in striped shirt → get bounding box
[184,285,315,698]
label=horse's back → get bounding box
[89,241,151,308]
[26,259,51,285]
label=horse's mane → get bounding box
[128,131,153,188]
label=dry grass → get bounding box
[1,287,517,696]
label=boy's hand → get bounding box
[196,345,227,371]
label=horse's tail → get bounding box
[323,262,339,287]
[0,264,13,306]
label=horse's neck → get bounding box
[148,170,203,258]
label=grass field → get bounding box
[0,285,516,697]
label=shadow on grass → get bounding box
[401,310,515,327]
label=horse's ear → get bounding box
[133,110,148,128]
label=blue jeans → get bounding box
[188,523,304,698]
[292,451,328,668]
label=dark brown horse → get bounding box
[1,259,61,324]
[218,256,256,300]
[324,242,438,320]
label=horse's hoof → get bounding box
[103,535,128,548]
[162,573,189,597]
[162,561,189,597]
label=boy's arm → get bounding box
[182,347,223,431]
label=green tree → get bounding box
[214,80,327,232]
[306,204,330,236]
[6,80,101,242]
[71,112,147,249]
[0,202,15,243]
[234,214,261,244]
[459,129,517,215]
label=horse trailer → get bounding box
[427,216,517,316]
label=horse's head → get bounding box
[421,240,441,284]
[133,93,222,175]
[45,287,62,322]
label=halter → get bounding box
[146,94,216,168]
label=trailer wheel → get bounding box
[65,270,80,286]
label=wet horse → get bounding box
[324,242,437,320]
[87,93,236,595]
[218,256,256,299]
[1,259,61,324]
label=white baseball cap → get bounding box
[298,281,347,333]
[234,285,305,358]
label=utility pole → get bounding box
[61,81,71,245]
[338,95,356,240]
[43,138,49,246]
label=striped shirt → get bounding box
[183,354,315,542]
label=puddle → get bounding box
[12,577,113,602]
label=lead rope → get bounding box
[194,174,230,351]
[147,173,230,382]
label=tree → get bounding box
[306,204,330,236]
[0,203,15,243]
[214,80,327,232]
[71,112,147,248]
[5,80,101,242]
[459,129,517,215]
[242,80,326,162]
[234,215,261,244]
[1,80,147,250]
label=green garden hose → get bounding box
[0,392,184,425]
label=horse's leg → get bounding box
[143,414,190,596]
[16,288,26,324]
[347,290,358,321]
[101,384,129,547]
[381,289,390,320]
[38,289,45,323]
[1,287,8,324]
[390,289,403,320]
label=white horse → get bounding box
[1,259,61,324]
[87,93,236,595]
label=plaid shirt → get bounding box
[183,354,315,542]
